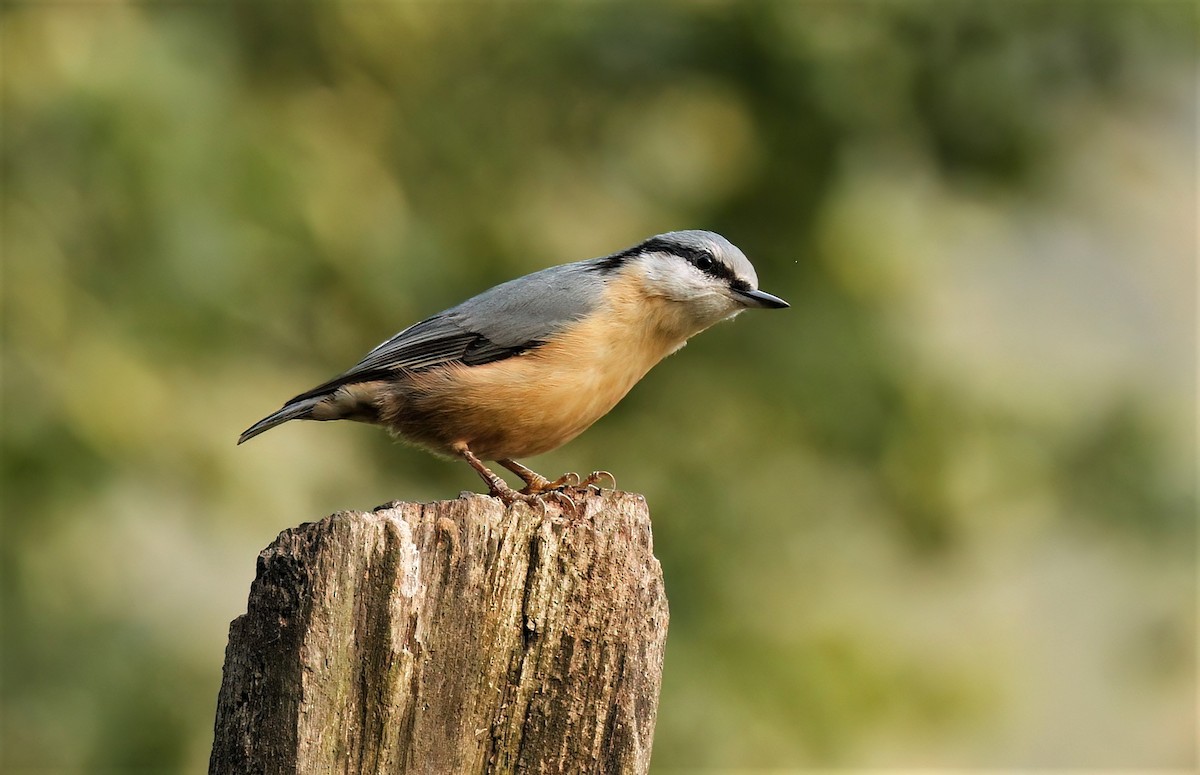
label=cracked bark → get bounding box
[209,490,669,775]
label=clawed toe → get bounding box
[548,472,582,490]
[491,486,540,507]
[579,470,616,491]
[518,471,580,496]
[541,489,579,515]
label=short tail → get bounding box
[237,397,324,445]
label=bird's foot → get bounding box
[523,471,612,522]
[517,471,614,495]
[490,481,578,517]
[491,459,607,518]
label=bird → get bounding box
[238,230,788,504]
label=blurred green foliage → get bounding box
[2,2,1195,772]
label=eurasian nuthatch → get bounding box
[239,230,788,503]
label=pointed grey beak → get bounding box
[735,288,790,309]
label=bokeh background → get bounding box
[2,2,1196,772]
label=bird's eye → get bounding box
[693,254,713,271]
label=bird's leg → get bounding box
[498,459,580,494]
[455,444,538,506]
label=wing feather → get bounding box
[285,260,604,404]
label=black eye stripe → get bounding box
[639,239,712,269]
[588,236,744,287]
[676,247,735,284]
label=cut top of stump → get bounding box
[210,490,669,775]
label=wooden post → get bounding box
[209,490,669,775]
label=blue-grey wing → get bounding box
[286,260,602,403]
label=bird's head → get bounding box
[599,230,788,334]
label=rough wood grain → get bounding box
[209,490,669,775]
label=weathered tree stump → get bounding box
[209,490,669,775]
